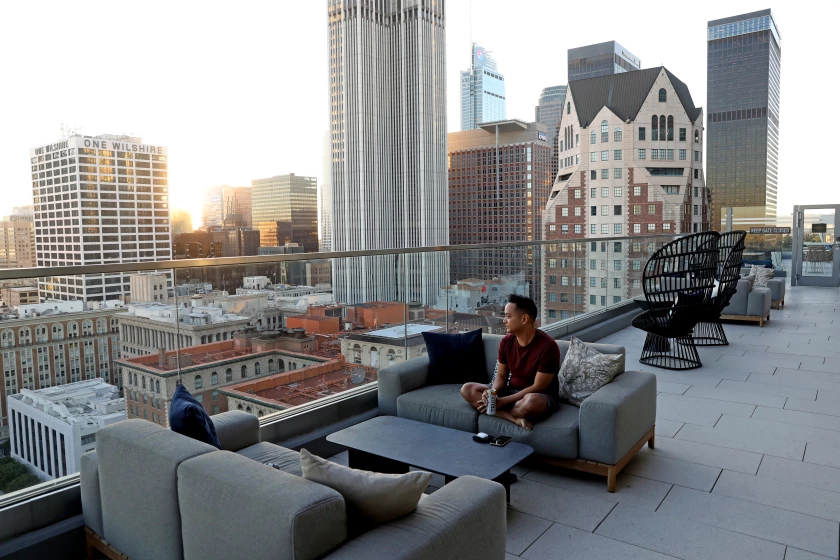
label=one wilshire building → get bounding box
[327,0,448,305]
[707,9,781,230]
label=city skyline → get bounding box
[0,2,834,228]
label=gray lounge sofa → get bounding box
[80,411,506,560]
[378,334,657,492]
[740,266,786,308]
[721,278,772,326]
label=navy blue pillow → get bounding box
[422,329,488,386]
[169,384,221,449]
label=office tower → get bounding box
[568,41,640,81]
[0,214,35,268]
[201,186,224,228]
[170,210,193,235]
[7,379,125,479]
[448,120,555,304]
[319,131,332,252]
[707,9,781,231]
[251,174,318,253]
[221,186,252,227]
[536,85,568,182]
[461,43,506,131]
[327,0,448,305]
[30,135,172,302]
[541,67,709,321]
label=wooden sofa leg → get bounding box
[607,467,617,492]
[648,430,655,449]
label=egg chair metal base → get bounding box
[639,332,702,370]
[690,320,729,347]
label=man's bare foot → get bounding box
[515,418,532,430]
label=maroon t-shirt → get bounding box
[498,330,561,394]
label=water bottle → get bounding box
[486,389,497,416]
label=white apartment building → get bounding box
[129,273,169,303]
[328,0,448,305]
[30,135,172,302]
[7,379,125,480]
[542,67,710,322]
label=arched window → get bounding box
[142,376,146,389]
[614,128,622,142]
[255,362,261,375]
[245,406,252,414]
[51,324,64,341]
[600,120,609,143]
[387,350,396,364]
[96,318,107,334]
[658,88,666,102]
[195,375,203,390]
[211,372,218,385]
[18,327,31,344]
[370,347,379,368]
[694,129,699,143]
[82,320,93,336]
[590,130,596,144]
[241,365,248,378]
[258,410,264,417]
[651,115,659,141]
[353,344,362,364]
[659,116,666,141]
[667,116,674,141]
[237,404,243,410]
[268,359,275,372]
[36,326,48,343]
[278,359,285,371]
[0,329,12,348]
[225,368,232,382]
[566,101,570,114]
[156,380,160,393]
[67,322,78,338]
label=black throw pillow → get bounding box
[422,329,488,385]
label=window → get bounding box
[590,152,597,162]
[614,278,622,289]
[638,127,645,141]
[693,204,699,216]
[694,186,699,197]
[633,279,641,289]
[574,189,581,198]
[667,149,674,160]
[255,362,262,375]
[651,149,658,160]
[694,151,700,162]
[648,204,656,214]
[694,169,699,179]
[633,204,641,215]
[660,116,666,140]
[679,149,686,160]
[601,187,609,197]
[156,380,160,393]
[614,224,622,234]
[651,115,658,141]
[613,296,622,304]
[574,206,581,217]
[561,224,569,233]
[614,260,622,271]
[601,151,608,161]
[601,169,609,179]
[601,205,609,216]
[632,260,641,270]
[548,293,557,302]
[213,405,220,415]
[679,128,686,142]
[633,186,641,196]
[614,168,622,179]
[560,293,569,303]
[694,129,699,143]
[601,120,609,142]
[590,170,596,181]
[601,224,609,234]
[667,116,673,141]
[590,295,597,305]
[196,394,203,404]
[601,296,606,306]
[590,277,597,287]
[549,224,556,232]
[614,205,622,216]
[590,187,597,198]
[614,150,622,160]
[590,224,597,234]
[567,101,570,114]
[241,365,248,377]
[561,276,569,286]
[591,206,597,216]
[614,128,622,142]
[549,258,556,268]
[614,242,622,252]
[574,224,581,234]
[575,134,579,147]
[663,223,671,231]
[590,131,596,144]
[194,375,202,389]
[659,88,666,102]
[638,149,646,160]
[633,223,641,233]
[614,187,622,197]
[561,207,568,217]
[549,275,556,285]
[212,390,219,401]
[647,224,656,232]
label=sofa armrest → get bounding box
[766,278,785,302]
[324,476,506,560]
[212,410,260,451]
[80,451,103,537]
[377,355,430,416]
[746,287,771,317]
[579,370,657,465]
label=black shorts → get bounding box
[490,385,561,417]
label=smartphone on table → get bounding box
[490,436,512,447]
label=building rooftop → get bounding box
[124,302,248,326]
[0,300,125,322]
[360,324,441,339]
[9,379,125,426]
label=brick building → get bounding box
[542,67,710,322]
[448,120,555,304]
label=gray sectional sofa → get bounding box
[80,411,506,560]
[378,334,657,491]
[721,277,773,326]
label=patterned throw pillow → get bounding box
[557,337,623,407]
[749,264,774,287]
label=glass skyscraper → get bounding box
[707,9,781,230]
[568,41,640,82]
[251,174,318,253]
[535,85,567,182]
[460,43,506,130]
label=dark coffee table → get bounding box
[327,416,533,502]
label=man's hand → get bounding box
[476,390,489,413]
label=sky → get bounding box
[0,1,834,227]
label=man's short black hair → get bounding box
[507,294,538,321]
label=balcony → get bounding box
[0,243,838,559]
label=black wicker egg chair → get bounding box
[631,231,720,370]
[691,231,747,346]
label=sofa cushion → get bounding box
[397,384,478,432]
[80,451,103,537]
[749,264,774,287]
[422,329,488,385]
[301,449,432,535]
[478,405,579,459]
[237,442,302,476]
[169,384,221,449]
[558,337,623,406]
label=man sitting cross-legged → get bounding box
[461,294,561,430]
